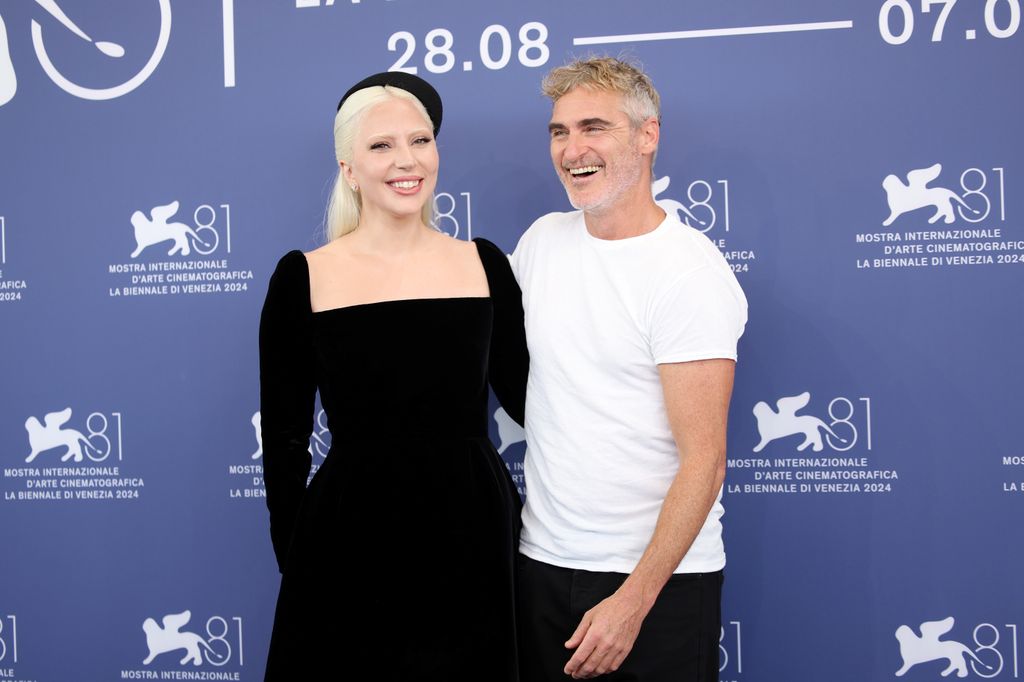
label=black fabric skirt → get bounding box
[264,436,521,681]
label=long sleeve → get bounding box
[474,238,529,426]
[259,250,316,572]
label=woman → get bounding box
[259,72,527,680]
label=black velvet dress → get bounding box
[259,238,527,681]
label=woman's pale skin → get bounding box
[305,96,488,311]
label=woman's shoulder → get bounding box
[265,250,311,305]
[471,237,517,293]
[303,238,343,262]
[261,250,312,317]
[427,231,491,272]
[270,249,309,281]
[471,236,505,260]
[277,248,308,265]
[302,238,358,278]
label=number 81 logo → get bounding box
[84,412,124,462]
[431,192,473,240]
[0,615,18,664]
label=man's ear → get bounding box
[638,117,660,156]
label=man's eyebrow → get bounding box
[548,117,615,133]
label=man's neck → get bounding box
[583,193,666,241]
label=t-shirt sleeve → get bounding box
[510,225,530,285]
[511,214,547,286]
[648,264,748,365]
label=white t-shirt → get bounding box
[512,210,747,574]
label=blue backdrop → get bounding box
[1,1,1021,680]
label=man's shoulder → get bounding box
[515,210,581,256]
[651,214,730,275]
[657,213,716,246]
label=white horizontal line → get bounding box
[573,20,854,45]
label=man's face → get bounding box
[548,87,647,214]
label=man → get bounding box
[512,57,748,681]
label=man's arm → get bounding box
[563,358,735,679]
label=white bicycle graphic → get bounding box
[0,0,171,107]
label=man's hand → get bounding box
[563,586,649,679]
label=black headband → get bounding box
[337,72,443,138]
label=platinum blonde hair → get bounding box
[325,86,435,241]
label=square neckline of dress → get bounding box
[301,238,493,316]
